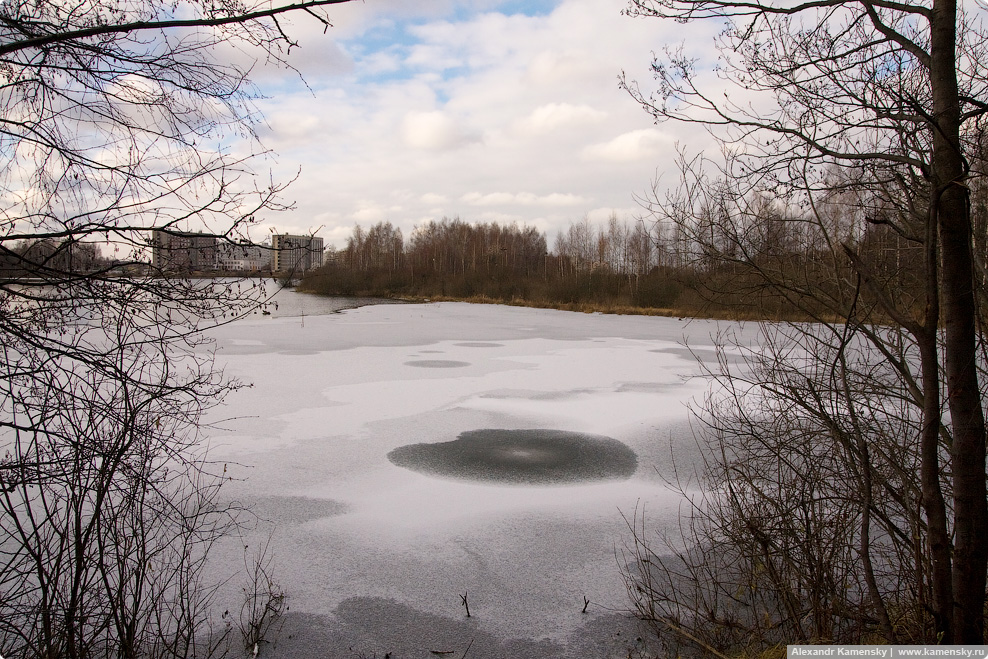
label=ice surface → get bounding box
[202,294,738,657]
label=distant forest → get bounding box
[299,208,945,320]
[299,215,689,313]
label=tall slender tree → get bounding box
[625,0,988,641]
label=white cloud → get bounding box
[516,103,607,135]
[321,223,358,247]
[461,191,515,205]
[583,129,673,162]
[401,111,478,150]
[420,192,449,204]
[525,49,593,85]
[405,42,465,71]
[234,0,723,246]
[539,192,589,206]
[460,191,588,206]
[356,49,404,76]
[263,113,321,143]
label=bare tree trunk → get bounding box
[918,188,955,640]
[931,0,988,640]
[918,326,954,641]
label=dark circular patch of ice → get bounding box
[388,429,638,485]
[404,360,470,368]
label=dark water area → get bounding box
[252,280,406,318]
[266,602,649,659]
[388,429,639,485]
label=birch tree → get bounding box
[625,0,988,641]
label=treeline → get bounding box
[299,208,932,318]
[0,237,111,278]
[301,215,688,311]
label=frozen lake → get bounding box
[203,291,731,658]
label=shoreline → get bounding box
[294,287,807,322]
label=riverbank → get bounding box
[297,286,803,322]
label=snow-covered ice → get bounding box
[202,293,731,658]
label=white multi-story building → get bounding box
[217,241,271,272]
[270,234,323,273]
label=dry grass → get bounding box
[396,294,684,316]
[392,293,817,322]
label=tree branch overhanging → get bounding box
[0,0,354,57]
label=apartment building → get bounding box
[217,241,271,272]
[151,230,217,273]
[270,234,323,273]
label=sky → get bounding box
[241,0,722,248]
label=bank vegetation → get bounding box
[298,208,952,323]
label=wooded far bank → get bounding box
[299,203,972,322]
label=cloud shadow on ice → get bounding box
[239,496,348,526]
[649,346,717,362]
[615,381,672,394]
[404,359,470,368]
[388,429,638,485]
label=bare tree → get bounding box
[624,0,988,641]
[626,152,962,649]
[0,1,352,656]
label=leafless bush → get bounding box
[0,1,350,657]
[624,319,959,654]
[625,0,988,638]
[237,539,287,657]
